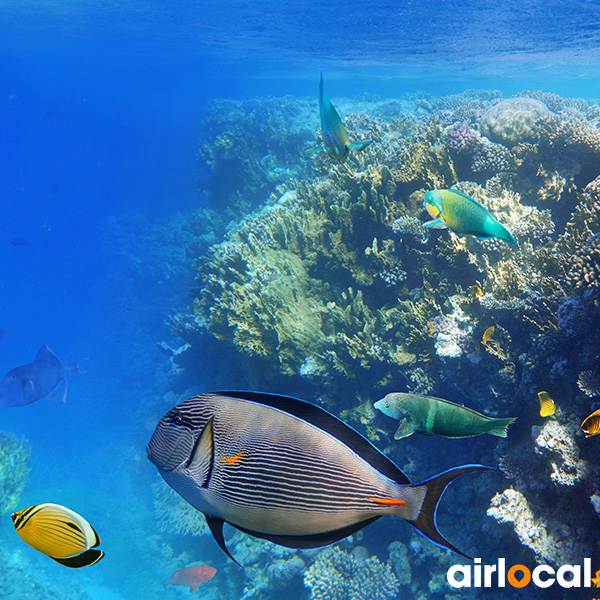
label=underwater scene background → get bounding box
[2,0,600,598]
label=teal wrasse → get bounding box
[375,392,516,440]
[423,189,517,244]
[147,391,496,562]
[12,503,104,568]
[305,74,373,164]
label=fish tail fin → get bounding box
[348,140,373,152]
[488,417,516,438]
[408,465,499,558]
[64,358,88,377]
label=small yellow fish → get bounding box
[428,320,434,335]
[538,391,556,417]
[481,325,495,345]
[468,284,483,297]
[581,409,600,437]
[12,503,104,568]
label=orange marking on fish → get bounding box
[368,497,407,506]
[219,452,245,466]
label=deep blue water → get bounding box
[1,1,600,598]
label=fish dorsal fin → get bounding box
[35,345,62,367]
[186,416,214,487]
[394,418,416,440]
[213,391,411,485]
[205,515,240,566]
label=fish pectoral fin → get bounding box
[394,418,416,440]
[22,379,35,397]
[186,416,214,487]
[304,145,323,155]
[46,379,67,404]
[348,140,373,152]
[206,515,240,566]
[52,549,105,568]
[422,217,448,230]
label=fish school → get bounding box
[447,558,595,589]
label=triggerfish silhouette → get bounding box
[305,74,373,164]
[0,345,85,407]
[423,189,517,244]
[12,503,104,568]
[147,391,496,563]
[163,565,217,593]
[375,392,516,439]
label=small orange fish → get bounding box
[581,409,600,438]
[538,391,555,417]
[163,565,217,593]
[482,325,495,345]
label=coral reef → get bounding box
[152,478,210,536]
[304,546,398,600]
[487,488,587,566]
[0,432,30,515]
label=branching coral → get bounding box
[304,546,399,600]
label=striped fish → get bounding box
[423,189,517,244]
[581,408,600,437]
[305,74,373,164]
[12,503,104,568]
[147,391,496,563]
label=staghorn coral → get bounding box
[0,432,30,515]
[304,546,399,600]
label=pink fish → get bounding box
[162,565,217,593]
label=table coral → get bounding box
[304,546,399,600]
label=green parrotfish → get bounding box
[305,74,373,164]
[147,391,496,563]
[374,392,516,440]
[423,189,517,244]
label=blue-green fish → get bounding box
[305,74,373,164]
[375,392,516,440]
[147,391,496,563]
[423,189,517,244]
[0,345,85,407]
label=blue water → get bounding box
[1,1,599,598]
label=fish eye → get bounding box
[172,415,184,425]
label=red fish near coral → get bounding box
[163,565,217,593]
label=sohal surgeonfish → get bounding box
[375,392,516,440]
[163,565,217,593]
[581,409,600,437]
[0,345,85,407]
[147,391,496,563]
[12,503,104,568]
[423,189,517,244]
[305,74,373,164]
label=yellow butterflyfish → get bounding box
[481,325,495,345]
[581,409,600,438]
[538,391,556,417]
[468,284,483,297]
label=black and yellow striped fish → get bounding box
[147,391,496,563]
[12,503,104,568]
